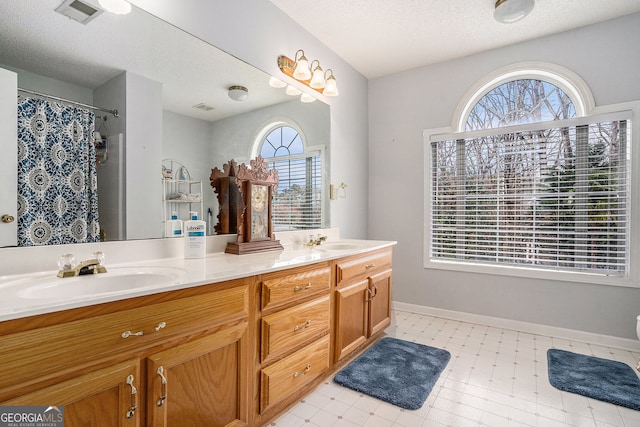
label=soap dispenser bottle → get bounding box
[165,211,183,238]
[184,211,206,258]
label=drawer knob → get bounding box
[293,364,311,378]
[293,320,312,332]
[365,263,376,269]
[155,321,167,332]
[293,282,312,292]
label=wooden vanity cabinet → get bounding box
[0,278,253,427]
[0,245,394,426]
[257,263,332,418]
[334,248,393,362]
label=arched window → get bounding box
[257,123,323,231]
[426,65,631,284]
[465,79,576,130]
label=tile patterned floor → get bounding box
[270,309,640,427]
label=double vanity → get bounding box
[0,233,395,426]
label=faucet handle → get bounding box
[58,254,76,271]
[93,251,105,265]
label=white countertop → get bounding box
[0,239,395,322]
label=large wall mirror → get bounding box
[0,0,330,247]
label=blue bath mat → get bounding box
[547,349,640,411]
[334,337,450,410]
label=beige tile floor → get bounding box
[270,309,640,427]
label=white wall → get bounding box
[124,72,164,239]
[130,0,369,239]
[368,13,640,340]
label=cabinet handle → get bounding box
[369,281,378,300]
[125,374,137,419]
[293,364,311,378]
[293,320,312,332]
[121,330,144,339]
[156,366,167,407]
[366,286,375,302]
[365,263,376,269]
[121,321,167,339]
[293,282,312,292]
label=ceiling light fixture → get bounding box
[494,0,534,24]
[228,85,248,101]
[98,0,132,15]
[277,50,339,97]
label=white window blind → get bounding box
[430,117,630,276]
[266,152,322,231]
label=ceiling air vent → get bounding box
[55,0,104,25]
[193,103,215,112]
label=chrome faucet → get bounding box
[57,252,107,278]
[306,235,327,247]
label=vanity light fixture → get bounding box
[277,50,339,97]
[98,0,132,15]
[268,76,287,88]
[323,70,339,96]
[300,93,317,103]
[494,0,534,23]
[309,60,326,89]
[285,85,302,96]
[228,85,249,101]
[292,50,312,80]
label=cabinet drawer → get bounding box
[336,248,392,285]
[0,284,249,400]
[261,265,331,311]
[261,295,330,363]
[260,335,330,413]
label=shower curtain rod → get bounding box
[18,87,119,118]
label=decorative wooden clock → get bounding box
[210,156,283,255]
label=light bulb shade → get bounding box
[309,61,326,89]
[300,93,317,103]
[269,76,287,88]
[98,0,132,14]
[228,85,248,101]
[293,54,311,80]
[286,85,302,96]
[323,74,339,97]
[494,0,534,23]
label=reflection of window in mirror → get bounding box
[256,124,323,231]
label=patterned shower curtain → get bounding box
[17,96,100,246]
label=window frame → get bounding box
[251,120,328,231]
[424,65,640,288]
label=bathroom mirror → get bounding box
[0,0,330,247]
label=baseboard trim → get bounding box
[392,302,640,352]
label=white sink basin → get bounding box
[315,241,367,252]
[12,266,188,300]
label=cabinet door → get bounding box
[368,269,392,336]
[334,279,368,362]
[1,359,140,427]
[146,321,248,427]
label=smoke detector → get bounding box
[55,0,104,25]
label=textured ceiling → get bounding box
[0,0,291,122]
[270,0,640,79]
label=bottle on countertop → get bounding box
[184,211,206,258]
[165,211,183,238]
